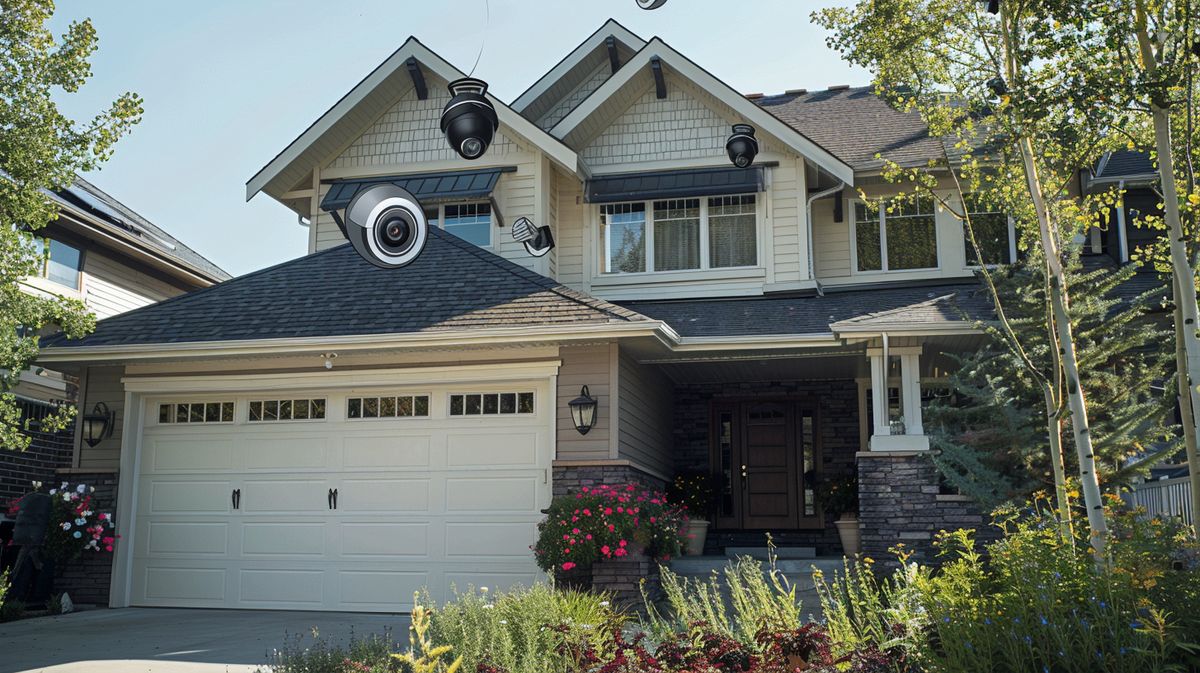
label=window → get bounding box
[449,392,534,416]
[442,203,492,247]
[158,401,235,424]
[249,398,326,422]
[854,196,938,272]
[600,194,758,274]
[34,238,83,289]
[347,395,429,419]
[962,194,1013,265]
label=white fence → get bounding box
[1124,477,1194,527]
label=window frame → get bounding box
[960,196,1017,268]
[426,201,494,249]
[596,193,761,277]
[346,394,431,421]
[849,196,941,275]
[34,237,85,290]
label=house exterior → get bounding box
[35,21,1162,612]
[4,177,228,502]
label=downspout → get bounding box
[806,180,845,296]
[1115,180,1129,263]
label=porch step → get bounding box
[724,546,816,560]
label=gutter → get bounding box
[806,180,845,296]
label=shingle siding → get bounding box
[580,83,733,168]
[539,60,612,131]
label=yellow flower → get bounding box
[1189,193,1200,206]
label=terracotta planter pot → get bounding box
[685,519,709,556]
[834,515,861,557]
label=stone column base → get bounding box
[591,554,660,615]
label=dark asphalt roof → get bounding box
[620,283,991,338]
[55,176,230,282]
[42,227,649,349]
[755,87,947,172]
[1095,150,1156,179]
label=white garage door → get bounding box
[129,380,552,612]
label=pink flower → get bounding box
[562,534,570,540]
[583,508,591,516]
[561,562,576,571]
[603,507,613,516]
[619,539,627,547]
[585,534,593,540]
[626,485,635,492]
[650,517,657,523]
[572,528,580,534]
[614,548,628,557]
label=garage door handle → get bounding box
[332,488,338,510]
[231,489,240,510]
[327,488,334,510]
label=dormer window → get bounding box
[853,196,938,273]
[600,194,758,274]
[35,238,83,290]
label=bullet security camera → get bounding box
[341,183,429,269]
[441,78,499,161]
[726,124,759,169]
[636,0,668,8]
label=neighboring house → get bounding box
[35,20,1165,612]
[3,177,229,501]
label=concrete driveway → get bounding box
[0,608,409,673]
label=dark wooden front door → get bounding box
[712,399,821,530]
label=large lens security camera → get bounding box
[441,78,499,161]
[343,184,428,269]
[636,0,668,8]
[726,124,759,168]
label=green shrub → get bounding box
[259,627,396,673]
[814,555,926,668]
[425,583,621,673]
[643,550,801,646]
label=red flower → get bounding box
[561,561,576,571]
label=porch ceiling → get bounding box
[649,349,868,385]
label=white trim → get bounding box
[512,20,647,113]
[109,389,141,607]
[869,434,930,452]
[550,38,854,185]
[1116,183,1130,263]
[246,38,580,201]
[849,196,941,275]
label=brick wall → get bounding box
[857,452,998,568]
[672,379,861,555]
[1,403,75,503]
[54,470,118,607]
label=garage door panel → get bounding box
[444,522,538,559]
[343,435,431,469]
[146,522,229,556]
[443,569,541,597]
[141,566,227,603]
[242,436,330,470]
[240,479,328,513]
[339,571,428,610]
[239,569,325,607]
[338,478,430,512]
[447,432,538,467]
[445,477,539,512]
[341,522,429,557]
[146,437,233,473]
[242,522,326,557]
[142,479,232,515]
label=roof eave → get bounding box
[511,19,647,114]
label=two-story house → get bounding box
[4,177,228,502]
[35,21,1143,612]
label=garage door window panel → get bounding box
[450,392,534,416]
[347,395,430,419]
[158,402,235,424]
[249,399,326,422]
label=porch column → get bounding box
[866,343,929,452]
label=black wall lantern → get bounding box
[81,402,115,448]
[441,77,499,160]
[568,385,598,435]
[726,124,759,168]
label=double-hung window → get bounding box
[962,194,1014,266]
[854,196,938,272]
[424,202,493,248]
[34,238,83,290]
[600,194,757,274]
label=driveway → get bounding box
[0,608,408,673]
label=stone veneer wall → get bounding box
[672,379,862,555]
[54,470,117,607]
[552,462,667,497]
[857,452,998,568]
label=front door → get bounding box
[711,399,821,530]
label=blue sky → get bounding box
[52,0,867,276]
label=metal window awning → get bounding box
[320,166,517,212]
[585,166,764,204]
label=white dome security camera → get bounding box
[343,184,429,269]
[726,124,760,168]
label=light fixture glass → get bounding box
[568,385,598,435]
[81,402,115,448]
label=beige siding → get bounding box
[580,82,734,168]
[813,197,851,279]
[76,366,125,470]
[82,251,186,320]
[556,172,587,290]
[538,61,612,130]
[556,343,614,461]
[616,349,674,477]
[770,159,806,284]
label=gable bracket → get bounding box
[606,36,621,74]
[650,56,666,99]
[406,58,428,100]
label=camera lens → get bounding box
[460,137,485,159]
[375,207,416,255]
[734,154,751,168]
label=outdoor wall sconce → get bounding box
[441,78,499,160]
[636,0,668,8]
[568,385,598,435]
[81,402,115,448]
[726,124,759,168]
[511,216,555,257]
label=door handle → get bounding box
[333,488,339,510]
[232,489,240,510]
[328,488,335,510]
[741,464,748,484]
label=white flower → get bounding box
[31,481,42,489]
[60,481,68,490]
[75,518,87,526]
[480,586,489,594]
[61,522,71,531]
[49,489,57,495]
[62,493,72,502]
[599,601,610,607]
[76,484,86,494]
[89,486,95,493]
[499,620,508,625]
[483,604,494,610]
[72,531,82,539]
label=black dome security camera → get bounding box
[636,0,668,8]
[343,184,429,269]
[726,124,759,168]
[441,78,499,161]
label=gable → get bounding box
[580,81,738,169]
[330,74,527,171]
[537,60,613,131]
